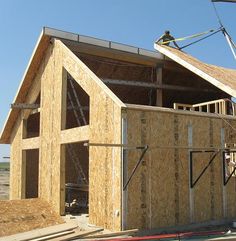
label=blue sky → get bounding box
[0,0,235,161]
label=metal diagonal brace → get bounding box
[123,145,149,191]
[190,150,220,188]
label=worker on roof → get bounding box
[155,30,180,49]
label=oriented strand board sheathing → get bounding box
[9,50,44,200]
[224,119,236,218]
[0,198,64,237]
[59,40,123,230]
[125,105,236,230]
[39,40,65,214]
[9,119,23,199]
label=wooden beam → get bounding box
[156,67,163,106]
[22,137,40,150]
[11,103,40,109]
[102,78,220,93]
[61,68,67,130]
[21,150,26,199]
[60,125,89,144]
[102,78,158,88]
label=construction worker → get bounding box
[155,30,180,49]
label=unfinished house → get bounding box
[1,27,236,232]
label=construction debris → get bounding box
[0,199,64,237]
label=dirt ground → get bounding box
[0,168,9,200]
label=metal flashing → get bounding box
[44,27,78,41]
[79,35,109,48]
[110,42,139,54]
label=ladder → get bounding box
[67,144,88,184]
[67,74,88,184]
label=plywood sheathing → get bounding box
[124,104,236,230]
[0,198,64,237]
[39,40,65,214]
[59,40,124,230]
[9,61,43,200]
[224,119,236,218]
[155,44,236,97]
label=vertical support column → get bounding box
[188,124,194,223]
[156,67,163,107]
[121,112,128,231]
[21,113,27,199]
[22,118,27,139]
[21,150,26,199]
[60,68,68,215]
[221,128,227,218]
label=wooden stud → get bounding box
[156,67,163,107]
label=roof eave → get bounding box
[0,30,51,144]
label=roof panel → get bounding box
[154,44,236,97]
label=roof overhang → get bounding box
[154,43,236,97]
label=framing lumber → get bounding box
[22,137,40,150]
[102,78,221,93]
[125,104,236,120]
[84,228,139,239]
[156,67,163,106]
[11,103,40,109]
[60,126,89,144]
[0,222,77,241]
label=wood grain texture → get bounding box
[125,104,236,230]
[59,41,124,230]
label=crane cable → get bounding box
[211,0,236,59]
[180,27,223,50]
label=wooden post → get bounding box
[60,68,68,215]
[156,67,163,107]
[21,150,26,199]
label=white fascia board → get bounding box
[111,42,138,54]
[139,48,164,59]
[154,43,236,97]
[79,35,109,48]
[44,27,78,41]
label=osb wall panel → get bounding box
[39,40,64,214]
[89,98,121,231]
[9,53,43,200]
[125,107,236,230]
[60,41,123,230]
[9,118,23,199]
[224,119,236,218]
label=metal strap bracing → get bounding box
[123,145,149,191]
[190,150,220,188]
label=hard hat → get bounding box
[165,30,170,34]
